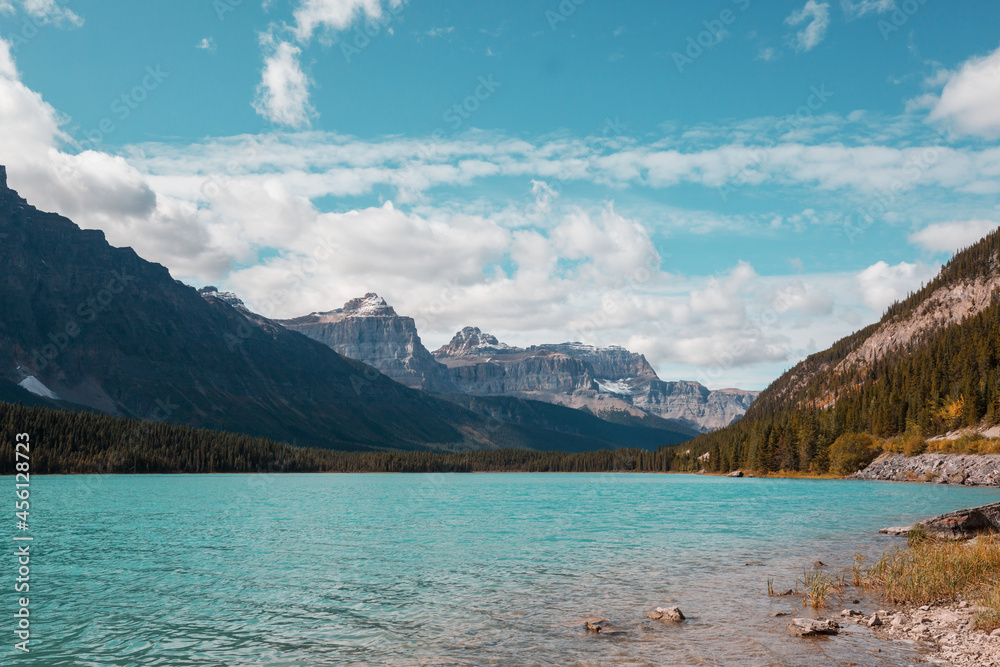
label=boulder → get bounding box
[878,500,1000,539]
[787,618,840,637]
[645,606,685,621]
[727,470,744,478]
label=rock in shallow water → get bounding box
[787,618,840,637]
[583,618,627,635]
[646,606,685,621]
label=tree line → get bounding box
[0,400,697,474]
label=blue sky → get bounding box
[1,0,999,389]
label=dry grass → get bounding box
[858,531,1000,630]
[797,569,845,608]
[926,434,1000,455]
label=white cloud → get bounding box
[4,0,82,25]
[291,0,404,43]
[253,34,314,129]
[252,0,405,126]
[127,129,1000,206]
[196,37,216,52]
[856,260,938,311]
[425,27,454,39]
[0,33,971,389]
[909,220,999,253]
[840,0,893,20]
[927,45,1000,138]
[0,36,231,277]
[785,1,830,52]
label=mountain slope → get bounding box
[683,229,1000,473]
[0,165,685,453]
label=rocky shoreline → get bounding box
[838,602,1000,666]
[851,453,1000,486]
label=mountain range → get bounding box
[0,165,692,453]
[279,295,757,433]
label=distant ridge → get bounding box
[282,296,757,434]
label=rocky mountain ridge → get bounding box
[279,299,757,433]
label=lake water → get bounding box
[14,473,1000,666]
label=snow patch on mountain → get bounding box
[435,326,516,356]
[198,286,249,312]
[596,379,633,396]
[340,293,395,317]
[18,376,59,400]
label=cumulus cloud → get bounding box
[785,1,830,52]
[196,37,216,52]
[856,261,938,312]
[0,36,231,277]
[253,34,314,129]
[927,45,1000,138]
[252,0,405,126]
[910,220,999,253]
[291,0,404,43]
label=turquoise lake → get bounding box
[12,473,1000,666]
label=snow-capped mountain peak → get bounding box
[198,286,249,312]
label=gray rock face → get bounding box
[433,326,513,357]
[851,452,1000,487]
[277,294,456,392]
[277,299,757,433]
[631,380,758,432]
[434,328,758,433]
